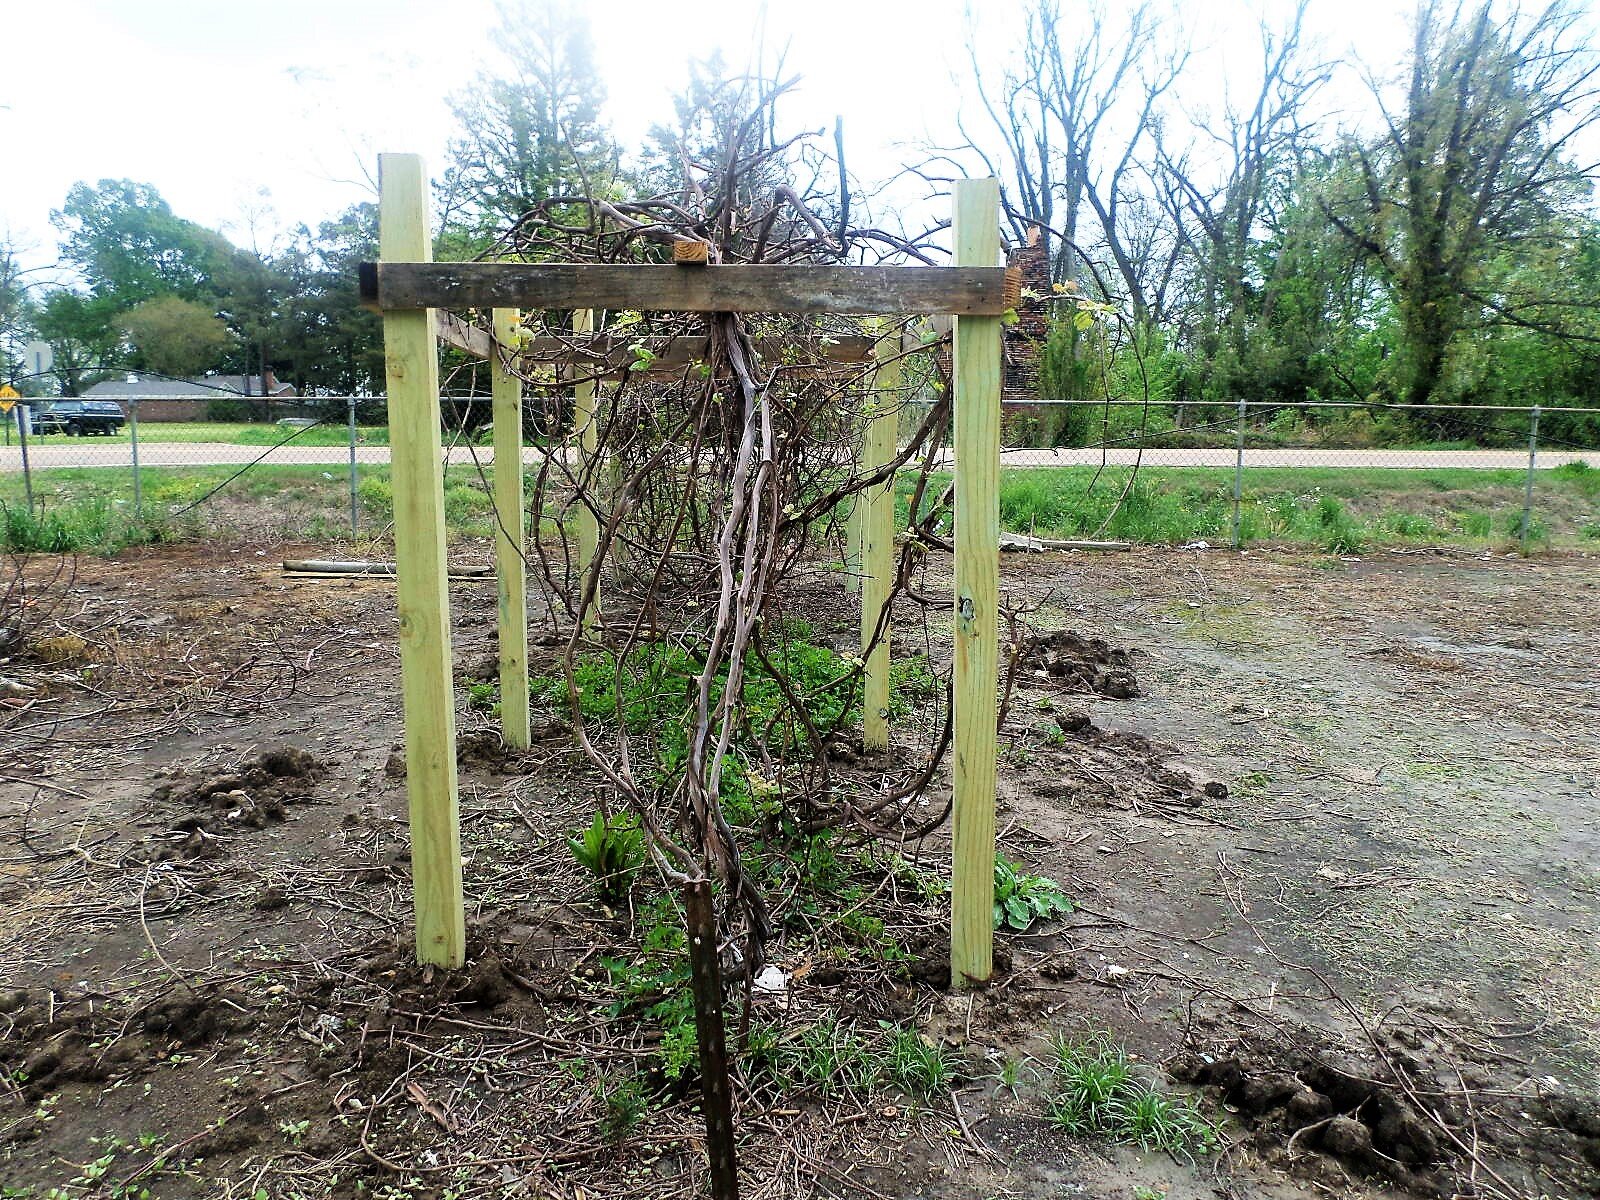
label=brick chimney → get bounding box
[262,366,279,394]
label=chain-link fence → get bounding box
[973,399,1600,552]
[0,395,517,548]
[4,394,1599,553]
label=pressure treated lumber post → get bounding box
[572,308,601,631]
[378,153,465,968]
[950,179,1002,988]
[860,323,900,752]
[492,308,531,748]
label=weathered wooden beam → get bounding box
[950,179,1002,990]
[437,310,494,358]
[363,262,1014,316]
[378,153,466,970]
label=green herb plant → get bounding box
[994,856,1074,930]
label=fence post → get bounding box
[17,405,33,514]
[378,152,466,969]
[1520,404,1540,553]
[860,322,899,753]
[950,178,1001,989]
[347,396,360,536]
[129,400,142,520]
[492,308,531,749]
[1231,398,1246,549]
[572,309,601,632]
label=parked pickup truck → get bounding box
[30,400,127,436]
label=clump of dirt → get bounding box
[1171,1031,1600,1198]
[1017,630,1139,698]
[456,729,529,774]
[3,985,257,1104]
[1173,1043,1443,1192]
[143,746,325,859]
[1032,713,1225,813]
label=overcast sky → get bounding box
[0,0,1524,276]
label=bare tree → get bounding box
[1153,0,1330,368]
[965,0,1183,322]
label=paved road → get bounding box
[1,441,1595,474]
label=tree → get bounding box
[1326,0,1600,407]
[0,234,37,386]
[271,203,385,396]
[1153,1,1329,395]
[118,296,233,378]
[966,0,1186,325]
[440,0,621,244]
[51,180,233,308]
[30,291,120,396]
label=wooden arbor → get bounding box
[364,153,1007,987]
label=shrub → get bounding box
[205,398,251,422]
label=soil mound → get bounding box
[1018,630,1139,698]
[144,745,325,859]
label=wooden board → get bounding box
[949,179,1002,989]
[437,310,494,358]
[378,153,467,970]
[492,307,531,750]
[364,262,1014,316]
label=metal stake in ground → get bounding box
[347,396,360,536]
[16,404,33,514]
[683,879,739,1200]
[1520,404,1540,553]
[1232,397,1247,549]
[130,400,142,519]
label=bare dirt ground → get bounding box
[1,542,1596,1199]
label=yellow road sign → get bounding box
[0,384,18,414]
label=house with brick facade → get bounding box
[84,370,298,422]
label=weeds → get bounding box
[1044,1034,1214,1157]
[0,499,177,554]
[881,1023,959,1095]
[900,465,1596,549]
[568,810,646,902]
[594,1073,649,1143]
[994,856,1074,931]
[781,1018,878,1096]
[1315,496,1364,554]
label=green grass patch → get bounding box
[9,421,390,447]
[1045,1033,1215,1157]
[899,464,1600,548]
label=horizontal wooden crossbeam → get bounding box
[361,262,1016,316]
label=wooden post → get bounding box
[492,308,531,749]
[572,308,601,631]
[378,153,466,969]
[860,323,900,752]
[950,179,1002,988]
